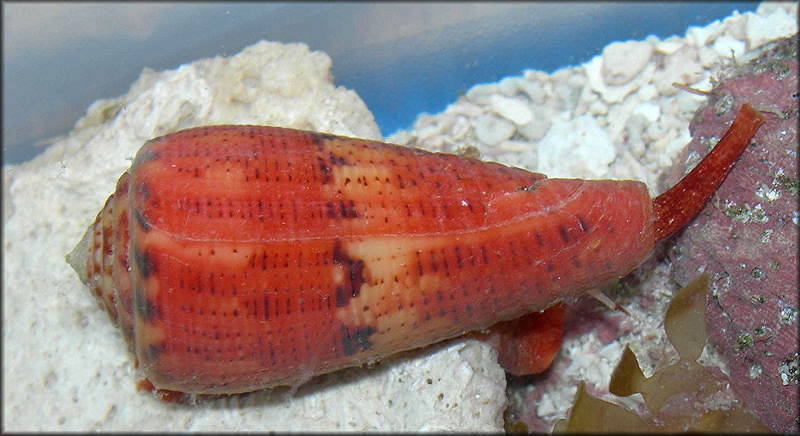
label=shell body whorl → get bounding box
[79,125,654,394]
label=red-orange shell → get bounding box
[75,126,653,394]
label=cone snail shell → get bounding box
[67,104,764,395]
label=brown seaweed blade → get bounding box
[587,274,770,432]
[664,273,708,361]
[553,381,649,433]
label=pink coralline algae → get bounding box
[666,35,798,434]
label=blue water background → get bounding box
[2,3,759,163]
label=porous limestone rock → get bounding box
[601,40,654,86]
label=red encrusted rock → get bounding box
[665,35,798,434]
